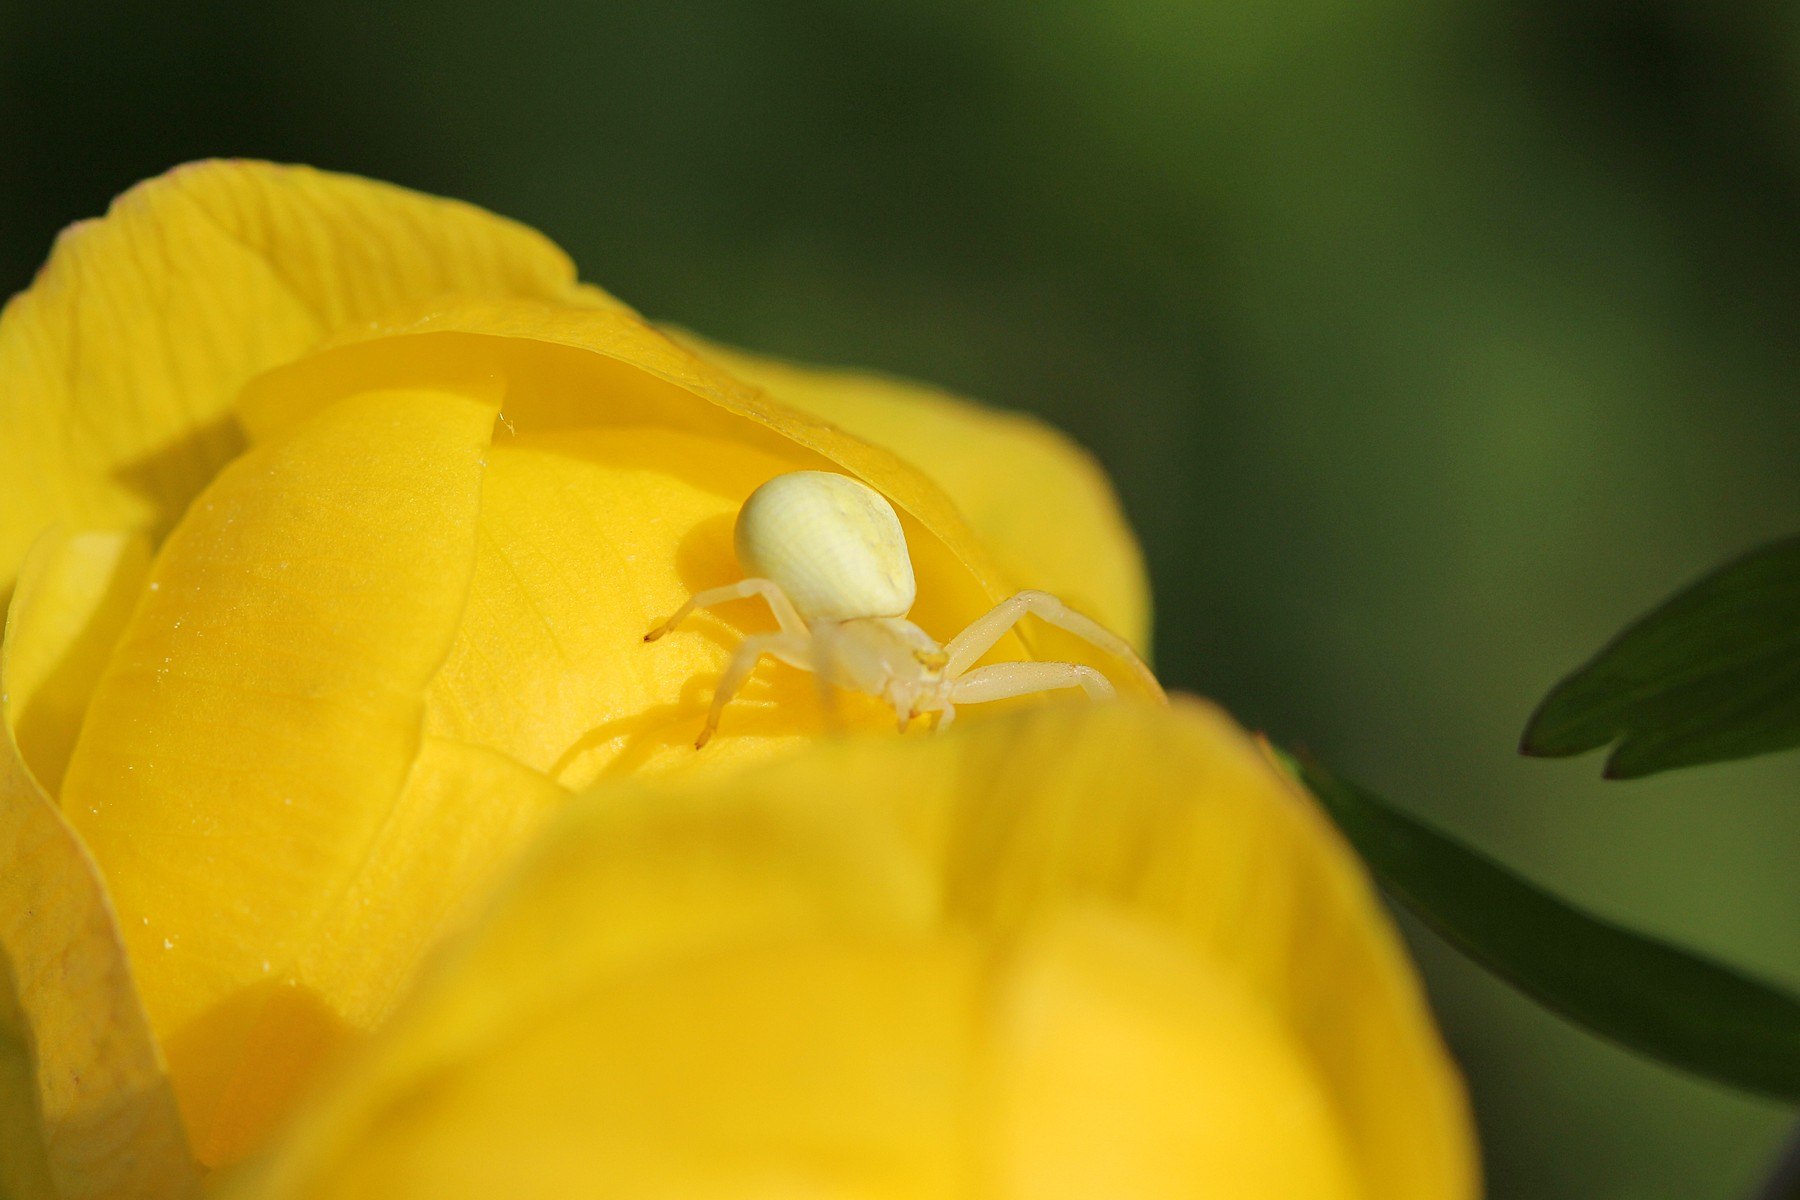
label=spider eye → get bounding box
[915,648,948,670]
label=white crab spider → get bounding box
[646,470,1160,747]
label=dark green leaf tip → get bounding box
[1520,535,1800,779]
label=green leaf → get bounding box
[1521,536,1800,779]
[1293,754,1800,1103]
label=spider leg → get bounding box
[696,632,811,749]
[808,620,848,735]
[948,660,1114,707]
[646,578,806,641]
[943,590,1159,695]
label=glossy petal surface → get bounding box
[60,389,501,1166]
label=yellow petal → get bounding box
[225,701,1473,1200]
[238,301,1162,702]
[0,546,196,1197]
[291,738,568,1034]
[0,160,577,596]
[219,772,943,1199]
[982,909,1358,1200]
[671,333,1152,653]
[844,698,1476,1200]
[191,738,567,1166]
[4,530,151,798]
[0,956,59,1200]
[59,388,500,1167]
[294,942,980,1200]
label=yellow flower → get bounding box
[0,162,1476,1198]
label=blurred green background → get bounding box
[6,1,1800,1194]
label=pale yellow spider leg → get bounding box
[808,620,847,735]
[645,578,806,641]
[696,632,811,749]
[948,660,1114,706]
[943,589,1159,695]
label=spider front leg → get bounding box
[943,589,1159,694]
[696,632,812,749]
[645,578,806,642]
[948,660,1114,707]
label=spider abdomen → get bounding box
[733,471,916,623]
